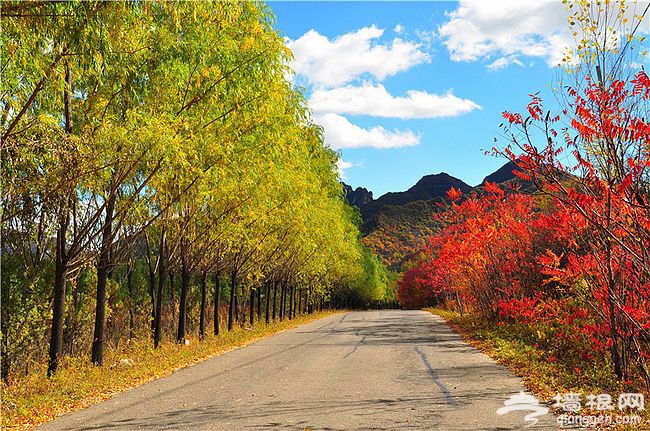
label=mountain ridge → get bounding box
[343,160,521,210]
[342,183,373,208]
[343,160,523,270]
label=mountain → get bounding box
[480,161,522,185]
[362,200,445,271]
[342,183,373,208]
[360,173,472,223]
[346,161,527,270]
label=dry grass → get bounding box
[2,311,339,430]
[428,308,648,430]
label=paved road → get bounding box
[41,310,558,430]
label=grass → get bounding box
[428,308,648,430]
[1,311,339,430]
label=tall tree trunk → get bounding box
[249,287,255,326]
[148,266,156,337]
[176,257,189,343]
[257,285,262,322]
[265,281,271,324]
[240,292,246,327]
[307,287,313,314]
[280,283,287,321]
[280,282,286,321]
[249,287,254,326]
[235,294,240,323]
[214,272,221,336]
[48,64,73,376]
[228,270,236,331]
[169,272,175,301]
[282,284,289,319]
[293,286,298,318]
[1,291,9,380]
[48,214,69,376]
[199,273,207,340]
[296,288,300,316]
[153,231,166,348]
[169,271,175,331]
[128,265,135,340]
[91,189,116,365]
[288,285,294,320]
[272,281,278,321]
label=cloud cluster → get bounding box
[288,26,480,153]
[438,0,570,67]
[486,56,525,71]
[438,0,650,69]
[287,26,429,88]
[287,1,649,176]
[315,113,420,151]
[310,83,481,119]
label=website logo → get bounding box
[496,391,549,427]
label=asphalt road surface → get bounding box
[40,310,558,430]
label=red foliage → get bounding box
[499,69,650,383]
[399,186,565,313]
[400,68,650,385]
[446,186,463,202]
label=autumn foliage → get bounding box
[399,67,650,388]
[399,185,561,311]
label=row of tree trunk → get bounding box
[46,207,325,376]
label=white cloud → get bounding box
[438,0,569,67]
[438,0,650,69]
[309,83,481,119]
[287,26,430,87]
[337,159,354,178]
[315,113,420,150]
[486,56,525,71]
[287,24,482,153]
[415,29,437,49]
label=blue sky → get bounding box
[269,1,649,197]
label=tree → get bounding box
[1,0,390,381]
[497,0,650,386]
